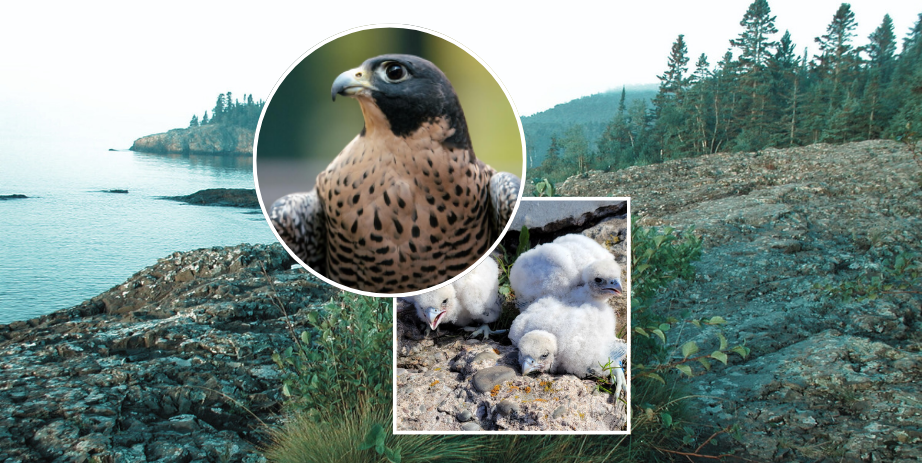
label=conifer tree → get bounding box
[654,35,691,158]
[730,0,779,151]
[814,3,859,96]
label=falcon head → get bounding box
[331,54,471,148]
[517,330,557,375]
[411,285,456,331]
[582,259,623,300]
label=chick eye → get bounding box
[594,277,603,283]
[442,299,448,304]
[541,353,549,359]
[382,62,409,82]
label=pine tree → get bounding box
[687,53,713,154]
[213,93,227,124]
[202,111,210,125]
[814,3,860,96]
[866,15,896,81]
[860,15,898,139]
[730,0,778,71]
[885,13,922,138]
[730,0,779,151]
[654,35,692,158]
[189,114,199,128]
[560,125,591,175]
[767,31,802,146]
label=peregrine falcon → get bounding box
[270,54,520,293]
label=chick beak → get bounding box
[601,279,623,296]
[424,307,446,331]
[331,66,376,101]
[521,357,543,375]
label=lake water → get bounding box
[0,134,277,324]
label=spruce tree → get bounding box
[730,0,779,151]
[814,3,859,96]
[654,35,691,158]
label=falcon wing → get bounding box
[270,191,326,272]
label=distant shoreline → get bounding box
[130,124,254,156]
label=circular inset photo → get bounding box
[255,25,525,296]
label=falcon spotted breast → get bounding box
[270,54,520,293]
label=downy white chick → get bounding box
[511,295,626,394]
[509,295,616,377]
[516,330,557,375]
[409,257,504,339]
[510,233,623,307]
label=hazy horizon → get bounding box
[1,1,918,140]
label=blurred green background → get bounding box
[255,27,524,207]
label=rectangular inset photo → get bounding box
[394,197,631,433]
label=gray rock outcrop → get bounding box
[0,243,337,462]
[556,140,922,461]
[162,188,260,208]
[131,124,254,156]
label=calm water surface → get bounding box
[0,134,276,324]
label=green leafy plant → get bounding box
[534,178,555,197]
[358,424,401,463]
[271,294,392,420]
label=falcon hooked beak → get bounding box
[331,66,377,101]
[521,356,545,375]
[597,278,623,296]
[424,306,447,331]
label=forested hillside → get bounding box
[521,85,657,166]
[528,1,922,185]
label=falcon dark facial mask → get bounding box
[331,54,472,147]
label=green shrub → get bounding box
[271,294,392,420]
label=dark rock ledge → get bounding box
[161,188,260,209]
[0,243,337,462]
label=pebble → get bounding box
[472,351,500,363]
[457,410,473,422]
[461,422,482,431]
[496,399,519,416]
[472,366,516,393]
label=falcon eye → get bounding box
[541,353,549,359]
[380,62,410,83]
[594,277,603,283]
[442,298,448,304]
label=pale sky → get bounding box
[0,1,918,147]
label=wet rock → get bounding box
[162,188,260,209]
[0,243,333,462]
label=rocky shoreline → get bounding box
[130,125,254,156]
[0,243,337,462]
[556,140,922,461]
